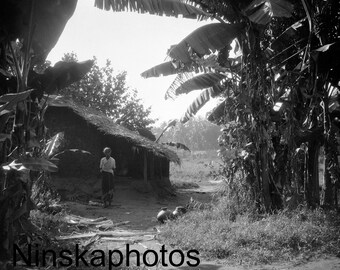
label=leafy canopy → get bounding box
[59,53,155,135]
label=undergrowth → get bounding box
[161,202,340,266]
[165,151,340,265]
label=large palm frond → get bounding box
[94,0,211,20]
[165,72,195,99]
[180,86,221,123]
[1,0,78,63]
[173,73,227,96]
[168,23,243,64]
[141,60,188,78]
[141,54,225,79]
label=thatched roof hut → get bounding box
[44,96,179,186]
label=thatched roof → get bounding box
[47,96,180,164]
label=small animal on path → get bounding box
[156,207,174,224]
[156,206,187,223]
[172,206,186,218]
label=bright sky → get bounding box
[47,0,218,125]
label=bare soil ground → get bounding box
[57,176,214,230]
[53,175,340,270]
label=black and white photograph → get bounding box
[0,0,340,269]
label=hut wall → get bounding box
[45,107,101,177]
[45,107,172,182]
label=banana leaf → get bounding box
[168,23,243,64]
[141,61,179,78]
[174,73,227,96]
[44,132,64,157]
[141,54,224,79]
[155,119,177,143]
[163,142,191,152]
[4,157,58,172]
[0,89,34,112]
[165,72,195,99]
[180,86,221,123]
[53,149,92,158]
[30,59,94,96]
[243,0,294,25]
[32,0,78,62]
[1,0,78,63]
[94,0,211,20]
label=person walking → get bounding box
[100,147,116,208]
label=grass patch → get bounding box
[160,203,340,266]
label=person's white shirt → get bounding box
[100,157,116,174]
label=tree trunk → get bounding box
[322,85,334,207]
[260,143,271,211]
[323,150,333,206]
[306,141,320,207]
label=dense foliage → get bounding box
[59,53,155,133]
[0,0,340,267]
[0,0,86,265]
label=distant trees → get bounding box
[154,117,220,151]
[60,53,155,134]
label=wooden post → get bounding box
[143,151,148,184]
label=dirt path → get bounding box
[64,178,213,230]
[61,179,340,270]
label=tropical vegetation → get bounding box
[0,0,339,268]
[0,0,88,266]
[94,0,340,211]
[59,53,155,136]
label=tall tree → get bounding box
[60,53,155,135]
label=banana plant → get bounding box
[94,0,212,19]
[95,0,340,210]
[136,3,294,123]
[0,0,94,263]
